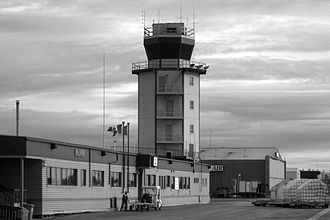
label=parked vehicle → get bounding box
[130,186,162,211]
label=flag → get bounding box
[117,124,122,134]
[123,125,128,135]
[107,126,117,136]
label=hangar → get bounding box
[200,147,285,198]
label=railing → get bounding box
[0,205,22,220]
[158,84,183,93]
[107,145,196,158]
[0,189,27,205]
[157,133,183,143]
[157,109,183,118]
[144,27,194,38]
[132,59,206,72]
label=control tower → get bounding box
[132,23,208,158]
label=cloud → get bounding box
[1,0,330,170]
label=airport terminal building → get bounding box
[0,135,210,216]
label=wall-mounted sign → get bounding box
[210,165,224,172]
[174,177,179,190]
[74,149,85,157]
[152,156,158,167]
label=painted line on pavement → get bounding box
[308,208,330,220]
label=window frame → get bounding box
[190,100,194,110]
[92,170,104,187]
[110,171,122,187]
[189,76,194,86]
[190,124,194,133]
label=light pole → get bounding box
[198,149,207,203]
[127,123,130,193]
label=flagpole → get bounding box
[127,122,130,193]
[122,121,125,193]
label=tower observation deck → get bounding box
[133,22,208,158]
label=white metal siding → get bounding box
[183,72,200,154]
[269,158,285,189]
[42,158,126,215]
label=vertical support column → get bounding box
[265,156,270,196]
[122,121,125,193]
[20,158,24,208]
[89,149,91,187]
[127,123,130,193]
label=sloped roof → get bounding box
[200,147,283,161]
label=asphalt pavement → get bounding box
[40,199,330,220]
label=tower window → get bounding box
[190,124,194,133]
[189,76,194,86]
[190,100,194,110]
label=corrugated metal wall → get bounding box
[204,160,265,197]
[25,159,42,216]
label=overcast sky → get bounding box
[0,0,329,170]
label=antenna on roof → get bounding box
[179,0,182,23]
[142,9,146,29]
[158,8,160,23]
[102,53,106,149]
[193,0,196,34]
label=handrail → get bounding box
[0,205,22,220]
[132,59,206,72]
[107,146,196,158]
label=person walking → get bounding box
[120,191,129,211]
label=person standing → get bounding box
[120,191,128,211]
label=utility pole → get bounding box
[127,123,130,193]
[102,53,106,149]
[16,100,24,208]
[16,100,19,136]
[122,121,125,193]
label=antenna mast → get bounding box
[142,9,146,29]
[179,0,182,23]
[102,53,106,149]
[193,0,195,34]
[158,8,160,23]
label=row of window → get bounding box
[46,167,137,187]
[46,167,207,188]
[154,175,191,190]
[109,172,137,187]
[193,177,208,187]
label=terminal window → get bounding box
[146,174,156,186]
[92,170,104,187]
[128,173,137,187]
[110,171,122,187]
[46,167,77,186]
[81,169,87,187]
